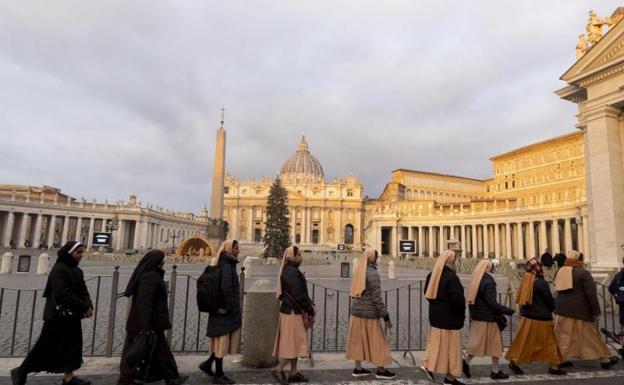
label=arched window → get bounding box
[344,224,354,245]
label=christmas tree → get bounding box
[262,177,291,259]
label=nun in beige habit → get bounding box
[420,250,466,385]
[553,250,619,369]
[272,246,316,385]
[345,249,395,380]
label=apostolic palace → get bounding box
[2,8,624,269]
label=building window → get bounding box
[224,187,229,194]
[347,189,353,197]
[344,224,354,244]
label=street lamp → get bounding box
[161,229,181,255]
[105,216,119,252]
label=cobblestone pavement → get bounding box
[0,260,619,358]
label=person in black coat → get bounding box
[200,240,241,385]
[464,260,514,380]
[117,250,188,385]
[271,246,316,385]
[420,250,466,385]
[11,241,93,385]
[540,249,553,268]
[553,252,566,269]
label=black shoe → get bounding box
[462,360,471,378]
[352,368,371,377]
[62,378,91,385]
[213,375,235,385]
[508,362,524,375]
[200,359,215,376]
[288,373,308,383]
[548,368,567,375]
[558,361,573,368]
[375,369,396,380]
[443,378,465,385]
[271,370,288,385]
[420,366,435,382]
[166,376,189,385]
[490,371,509,380]
[618,348,624,359]
[11,367,26,385]
[601,356,620,370]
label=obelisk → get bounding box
[206,108,228,255]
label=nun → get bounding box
[346,249,395,379]
[11,241,93,385]
[117,250,188,385]
[420,250,466,385]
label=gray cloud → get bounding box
[0,0,619,211]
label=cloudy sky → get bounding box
[0,1,619,212]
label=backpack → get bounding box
[608,268,624,304]
[197,265,222,314]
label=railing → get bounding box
[0,267,619,357]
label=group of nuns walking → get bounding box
[421,250,620,385]
[9,240,622,385]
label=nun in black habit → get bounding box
[11,241,93,385]
[117,250,188,385]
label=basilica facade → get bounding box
[223,131,589,262]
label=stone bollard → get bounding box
[352,257,359,277]
[242,280,280,368]
[243,256,253,278]
[388,260,396,280]
[1,252,13,274]
[37,253,49,275]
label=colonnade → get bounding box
[375,215,589,260]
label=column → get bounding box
[471,225,478,258]
[578,221,585,255]
[61,216,69,245]
[290,208,296,243]
[581,105,624,267]
[319,209,326,244]
[438,226,444,253]
[115,220,125,251]
[494,223,500,258]
[428,226,434,256]
[528,221,536,258]
[517,222,524,259]
[76,217,83,243]
[375,224,382,252]
[47,215,56,247]
[247,211,253,242]
[418,226,425,256]
[33,214,43,247]
[539,221,548,254]
[2,212,14,246]
[552,219,561,253]
[86,217,95,249]
[583,215,591,261]
[483,224,489,258]
[460,225,467,258]
[390,225,397,257]
[564,218,573,252]
[505,222,512,259]
[306,207,312,244]
[18,213,29,247]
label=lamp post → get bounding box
[161,229,180,255]
[105,216,119,252]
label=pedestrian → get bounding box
[464,260,514,380]
[118,250,188,385]
[272,246,316,385]
[553,252,566,268]
[420,250,466,385]
[553,250,620,369]
[201,240,242,385]
[607,256,624,336]
[346,249,395,380]
[11,241,93,385]
[540,248,553,268]
[505,257,566,375]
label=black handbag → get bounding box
[495,314,508,331]
[123,333,158,381]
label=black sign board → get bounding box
[399,240,416,253]
[18,255,31,272]
[92,232,112,246]
[337,244,346,251]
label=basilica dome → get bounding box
[279,136,325,182]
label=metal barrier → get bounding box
[0,267,620,357]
